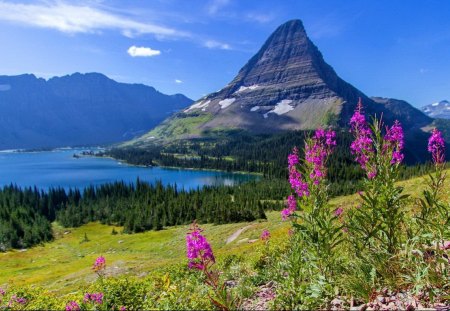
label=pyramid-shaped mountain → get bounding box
[132,20,432,143]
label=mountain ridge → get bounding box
[0,72,193,149]
[129,19,433,146]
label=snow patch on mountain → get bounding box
[219,98,236,109]
[236,85,259,93]
[185,100,211,112]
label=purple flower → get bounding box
[260,229,271,241]
[186,222,215,270]
[65,301,80,311]
[334,207,344,217]
[428,128,445,164]
[83,293,103,305]
[384,121,404,165]
[367,169,377,180]
[281,195,297,220]
[0,288,5,296]
[349,100,379,178]
[305,128,336,184]
[120,306,127,311]
[92,255,106,273]
[289,167,309,197]
[288,147,299,168]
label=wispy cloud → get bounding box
[204,40,231,50]
[0,1,187,38]
[206,0,230,15]
[127,46,161,57]
[175,79,183,84]
[246,12,274,24]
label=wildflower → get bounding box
[334,207,344,217]
[260,229,271,241]
[0,288,4,296]
[289,167,309,197]
[384,120,404,165]
[65,301,81,311]
[120,306,127,311]
[305,128,336,184]
[342,227,349,233]
[349,100,374,173]
[281,195,297,220]
[288,147,299,168]
[83,293,103,305]
[92,255,106,273]
[186,222,215,270]
[428,128,445,164]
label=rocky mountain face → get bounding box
[0,73,192,149]
[132,19,432,145]
[422,100,450,119]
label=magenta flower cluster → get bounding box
[186,223,215,270]
[65,301,81,311]
[92,255,106,273]
[0,288,4,296]
[305,128,336,184]
[428,128,445,164]
[350,101,375,177]
[260,229,271,241]
[83,292,104,305]
[334,207,344,217]
[281,195,297,220]
[384,120,404,165]
[350,100,405,178]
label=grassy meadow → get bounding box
[1,169,447,294]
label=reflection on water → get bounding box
[0,149,257,191]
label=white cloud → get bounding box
[206,0,230,15]
[246,13,274,23]
[127,46,161,57]
[204,40,231,50]
[175,79,183,84]
[0,1,187,38]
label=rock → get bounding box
[138,20,431,143]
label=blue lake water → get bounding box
[0,149,257,191]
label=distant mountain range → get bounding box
[0,73,192,149]
[130,20,435,150]
[422,100,450,119]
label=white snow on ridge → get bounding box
[250,106,260,112]
[432,102,440,106]
[271,100,294,115]
[236,84,259,93]
[219,98,236,109]
[185,100,211,112]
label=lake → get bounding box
[0,149,257,191]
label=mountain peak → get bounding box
[134,20,433,143]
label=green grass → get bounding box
[122,113,214,147]
[1,169,448,294]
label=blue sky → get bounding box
[0,0,449,107]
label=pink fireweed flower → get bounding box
[281,195,297,220]
[289,167,309,197]
[186,222,215,270]
[349,100,377,177]
[0,288,5,296]
[384,121,404,165]
[120,306,127,311]
[83,293,103,305]
[428,128,445,164]
[260,229,271,241]
[304,128,336,184]
[65,301,81,311]
[334,207,344,217]
[92,255,106,273]
[288,147,299,168]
